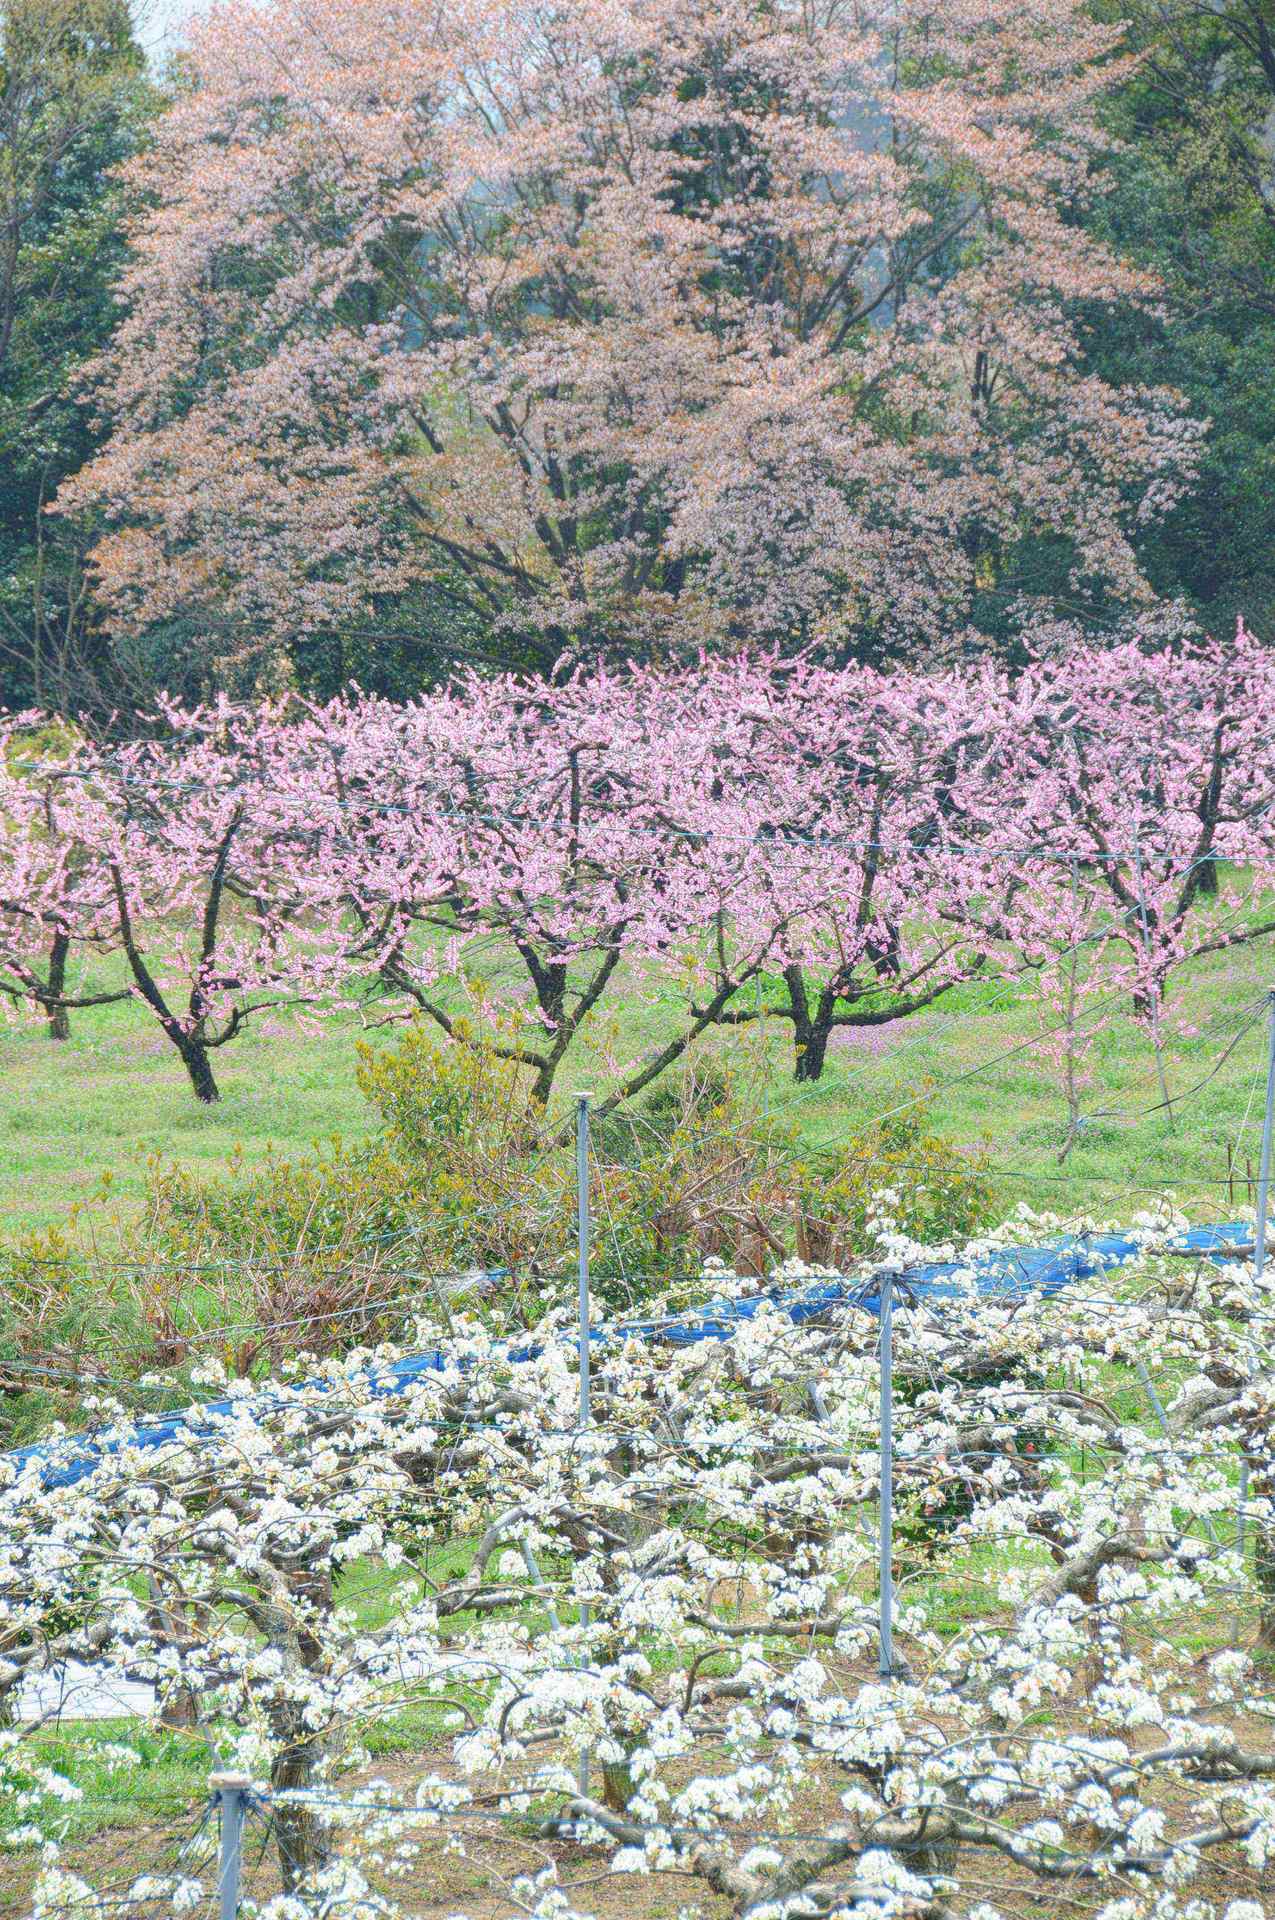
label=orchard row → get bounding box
[2,627,1273,1106]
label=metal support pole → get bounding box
[576,1094,591,1429]
[575,1093,591,1796]
[520,1538,563,1633]
[1238,1456,1250,1565]
[211,1772,252,1920]
[1134,1356,1170,1431]
[878,1265,895,1680]
[1254,991,1275,1280]
[1137,1358,1220,1545]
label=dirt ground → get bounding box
[7,1615,1272,1919]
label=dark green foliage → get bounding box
[0,0,154,713]
[1077,1,1275,639]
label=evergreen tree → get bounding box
[1081,0,1275,639]
[0,0,153,712]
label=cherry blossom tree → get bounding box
[292,655,1022,1102]
[2,670,819,1113]
[58,0,1202,688]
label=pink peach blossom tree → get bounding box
[291,661,826,1114]
[994,622,1275,1120]
[0,704,353,1099]
[0,723,128,1039]
[694,658,1017,1081]
[5,630,1275,1117]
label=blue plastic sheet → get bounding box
[6,1222,1249,1492]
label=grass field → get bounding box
[2,932,1273,1240]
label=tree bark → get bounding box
[270,1735,329,1892]
[793,1015,834,1082]
[785,966,838,1083]
[529,1057,557,1105]
[175,1032,220,1103]
[45,929,70,1040]
[110,862,222,1102]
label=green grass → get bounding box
[2,1718,212,1864]
[2,932,1271,1238]
[0,990,379,1237]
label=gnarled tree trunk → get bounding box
[45,929,71,1040]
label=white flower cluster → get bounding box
[1,1218,1272,1920]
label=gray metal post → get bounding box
[1137,1358,1220,1545]
[520,1538,564,1633]
[1254,991,1275,1279]
[211,1772,252,1920]
[1134,1356,1169,1431]
[1238,1456,1250,1564]
[878,1266,895,1679]
[574,1093,591,1797]
[576,1094,591,1429]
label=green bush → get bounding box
[141,1138,427,1267]
[0,1212,159,1440]
[784,1099,995,1268]
[356,1017,530,1161]
[124,1025,574,1342]
[0,1039,999,1412]
[590,1059,737,1166]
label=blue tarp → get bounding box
[5,1223,1250,1492]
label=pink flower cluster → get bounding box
[2,629,1272,1105]
[56,0,1202,685]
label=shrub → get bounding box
[0,1213,157,1441]
[126,1024,574,1349]
[590,1058,738,1166]
[356,1016,531,1161]
[0,1046,996,1404]
[783,1098,995,1268]
[570,1060,779,1307]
